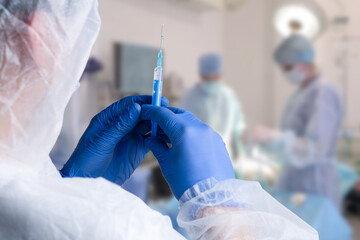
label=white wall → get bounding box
[92,0,224,89]
[315,0,360,129]
[224,0,280,126]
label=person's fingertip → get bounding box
[127,103,141,121]
[161,96,169,106]
[133,102,141,112]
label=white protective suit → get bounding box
[180,83,244,160]
[0,0,318,239]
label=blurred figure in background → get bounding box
[180,53,245,161]
[243,34,343,207]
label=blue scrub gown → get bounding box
[265,77,344,206]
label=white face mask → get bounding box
[284,67,307,85]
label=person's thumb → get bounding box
[109,102,141,136]
[144,137,170,164]
[90,103,141,152]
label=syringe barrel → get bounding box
[152,66,163,106]
[151,66,163,136]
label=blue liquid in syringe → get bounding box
[151,66,163,136]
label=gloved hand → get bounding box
[60,95,168,185]
[141,105,235,199]
[242,125,280,145]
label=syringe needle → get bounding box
[160,24,164,51]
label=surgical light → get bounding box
[274,1,327,40]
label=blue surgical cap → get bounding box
[199,53,223,75]
[274,34,315,65]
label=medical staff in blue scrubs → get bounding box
[243,34,344,207]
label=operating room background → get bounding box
[52,0,360,239]
[91,0,360,130]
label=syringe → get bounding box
[151,24,165,137]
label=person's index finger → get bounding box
[122,95,169,106]
[161,96,169,107]
[141,105,179,140]
[122,95,152,105]
[166,106,187,114]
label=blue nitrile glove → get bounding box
[141,105,235,199]
[60,95,168,185]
